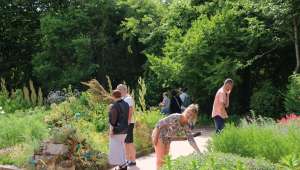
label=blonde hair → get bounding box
[184,104,199,125]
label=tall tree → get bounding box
[33,0,146,90]
[0,0,40,88]
[259,0,300,73]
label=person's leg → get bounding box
[164,142,170,155]
[129,143,136,161]
[111,134,127,170]
[214,115,225,133]
[154,139,167,170]
[125,144,130,161]
[125,123,136,165]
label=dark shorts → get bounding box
[125,123,134,143]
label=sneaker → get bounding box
[127,161,136,166]
[115,165,127,170]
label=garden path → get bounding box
[110,128,214,170]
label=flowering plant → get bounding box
[278,113,300,125]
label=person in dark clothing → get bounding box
[108,90,129,170]
[169,89,182,114]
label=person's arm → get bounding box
[128,106,133,124]
[125,96,134,124]
[225,93,230,108]
[185,127,201,153]
[219,92,228,116]
[109,107,118,126]
[109,107,118,136]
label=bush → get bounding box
[0,83,164,167]
[0,108,48,149]
[250,81,281,117]
[45,92,109,132]
[135,109,164,156]
[0,81,31,113]
[210,119,300,163]
[0,141,39,168]
[0,108,49,167]
[136,109,164,129]
[161,152,278,170]
[284,74,300,114]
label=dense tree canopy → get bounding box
[0,0,298,116]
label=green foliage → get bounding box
[284,74,300,114]
[0,107,48,167]
[32,0,146,91]
[0,141,40,168]
[250,81,281,117]
[0,108,48,149]
[136,109,164,129]
[122,0,295,116]
[45,92,108,132]
[37,87,43,106]
[106,76,113,94]
[134,109,164,155]
[161,152,278,170]
[0,79,32,113]
[22,86,30,105]
[210,119,300,163]
[137,77,147,112]
[29,80,37,106]
[279,154,300,170]
[0,0,41,89]
[33,14,99,89]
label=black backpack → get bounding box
[111,100,129,134]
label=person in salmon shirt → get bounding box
[212,78,234,133]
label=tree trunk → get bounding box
[294,15,300,73]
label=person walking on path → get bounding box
[212,78,234,133]
[117,84,137,166]
[179,87,191,111]
[159,92,170,115]
[169,89,182,114]
[151,104,201,169]
[108,90,129,170]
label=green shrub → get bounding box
[0,88,31,114]
[45,92,109,132]
[210,119,300,163]
[161,152,278,170]
[136,109,164,129]
[0,108,49,167]
[0,109,48,149]
[134,109,164,155]
[284,74,300,114]
[250,81,281,117]
[0,141,39,168]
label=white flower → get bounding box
[0,111,4,114]
[0,106,2,110]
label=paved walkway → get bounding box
[110,128,213,170]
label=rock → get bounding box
[43,143,68,155]
[0,165,21,170]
